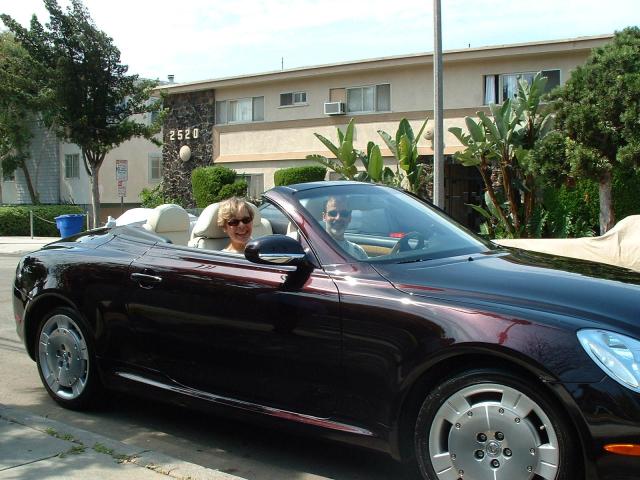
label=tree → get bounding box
[2,0,164,227]
[550,27,640,234]
[0,32,43,203]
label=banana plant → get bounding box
[306,118,359,180]
[377,118,429,194]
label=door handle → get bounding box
[130,272,163,288]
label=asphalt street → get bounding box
[0,253,415,480]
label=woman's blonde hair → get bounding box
[217,197,253,227]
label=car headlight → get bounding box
[578,329,640,392]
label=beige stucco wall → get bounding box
[59,135,161,206]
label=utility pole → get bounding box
[432,0,445,208]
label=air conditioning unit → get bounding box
[324,102,345,115]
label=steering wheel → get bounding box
[390,231,426,254]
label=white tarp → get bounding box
[494,215,640,272]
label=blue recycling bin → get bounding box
[54,214,85,238]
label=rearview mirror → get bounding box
[245,235,308,266]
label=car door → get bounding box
[125,240,341,417]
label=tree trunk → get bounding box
[477,163,513,235]
[598,170,615,235]
[21,163,40,204]
[86,150,106,229]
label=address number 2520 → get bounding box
[169,128,199,141]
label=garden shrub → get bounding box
[139,183,184,208]
[274,166,327,186]
[0,205,84,236]
[543,167,640,237]
[191,166,248,207]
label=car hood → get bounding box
[373,249,640,333]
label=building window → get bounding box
[484,70,561,105]
[280,91,307,106]
[216,96,264,124]
[346,83,390,113]
[64,154,80,179]
[236,173,264,199]
[149,154,162,182]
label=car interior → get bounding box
[188,202,273,250]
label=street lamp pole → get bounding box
[432,0,445,208]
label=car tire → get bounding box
[414,368,577,480]
[36,306,102,410]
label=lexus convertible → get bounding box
[13,182,640,480]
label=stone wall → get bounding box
[162,90,215,207]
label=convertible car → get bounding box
[12,181,640,480]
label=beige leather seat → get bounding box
[188,202,272,250]
[142,204,191,245]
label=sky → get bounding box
[0,0,639,84]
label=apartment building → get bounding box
[1,35,612,225]
[156,34,611,225]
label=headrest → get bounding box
[190,201,261,240]
[142,204,190,245]
[143,204,190,233]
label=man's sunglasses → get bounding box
[226,216,253,227]
[325,209,352,218]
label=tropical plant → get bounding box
[377,118,429,195]
[548,27,640,234]
[450,73,553,238]
[2,0,165,227]
[306,118,359,180]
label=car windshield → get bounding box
[294,183,492,263]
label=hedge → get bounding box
[0,205,85,236]
[191,166,248,208]
[274,166,327,186]
[543,167,640,237]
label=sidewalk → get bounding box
[0,237,58,255]
[0,405,245,480]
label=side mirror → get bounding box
[245,234,308,266]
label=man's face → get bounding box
[322,197,351,240]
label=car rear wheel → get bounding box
[36,307,102,410]
[414,369,577,480]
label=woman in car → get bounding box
[217,197,254,253]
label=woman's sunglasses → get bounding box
[325,209,351,218]
[226,216,253,227]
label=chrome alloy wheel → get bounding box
[38,313,90,400]
[428,383,560,480]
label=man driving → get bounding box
[322,196,368,260]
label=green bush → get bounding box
[139,183,185,208]
[543,167,640,237]
[0,205,84,236]
[191,166,247,207]
[274,166,327,186]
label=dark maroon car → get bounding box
[12,182,640,480]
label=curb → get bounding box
[0,405,246,480]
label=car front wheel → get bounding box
[36,306,102,410]
[414,369,577,480]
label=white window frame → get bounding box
[216,96,264,124]
[483,69,561,105]
[236,173,264,199]
[148,153,162,182]
[64,153,80,179]
[279,91,307,107]
[346,83,391,114]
